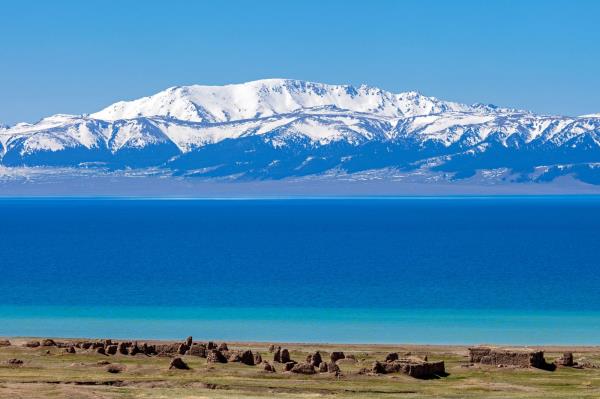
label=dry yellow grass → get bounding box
[1,338,599,398]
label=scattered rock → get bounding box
[177,343,189,355]
[556,352,574,367]
[218,342,229,351]
[207,341,217,350]
[327,361,341,373]
[263,361,276,372]
[385,352,399,362]
[142,343,156,355]
[24,340,40,348]
[345,354,357,361]
[95,347,106,355]
[280,348,291,363]
[268,344,276,353]
[284,361,296,371]
[273,347,282,362]
[117,342,129,355]
[579,361,600,369]
[6,358,23,367]
[307,351,322,367]
[206,349,228,364]
[148,344,157,355]
[318,362,328,372]
[106,364,125,373]
[41,339,57,347]
[330,351,345,363]
[129,343,142,356]
[253,352,262,365]
[64,346,76,354]
[185,336,193,347]
[228,351,242,362]
[169,357,190,370]
[106,345,118,355]
[0,340,11,347]
[240,350,255,366]
[291,362,316,374]
[96,360,111,366]
[375,360,393,374]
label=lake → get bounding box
[1,197,599,344]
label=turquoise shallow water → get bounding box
[1,197,600,344]
[2,306,600,345]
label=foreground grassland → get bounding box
[1,339,599,398]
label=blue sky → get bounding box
[1,0,599,125]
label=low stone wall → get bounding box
[372,356,446,379]
[469,347,555,370]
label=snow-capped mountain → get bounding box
[90,79,478,122]
[1,79,600,184]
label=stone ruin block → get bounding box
[469,347,555,370]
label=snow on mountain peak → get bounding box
[3,79,600,185]
[90,79,478,124]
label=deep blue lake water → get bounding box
[1,197,599,344]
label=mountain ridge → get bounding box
[89,79,488,123]
[1,79,600,184]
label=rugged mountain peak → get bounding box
[90,79,479,123]
[2,79,600,184]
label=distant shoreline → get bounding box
[3,337,600,351]
[2,171,600,197]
